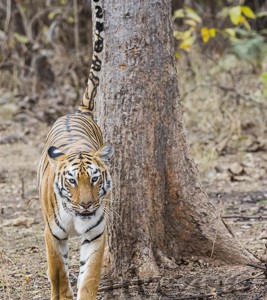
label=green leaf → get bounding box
[256,11,267,18]
[201,27,210,43]
[241,6,256,19]
[219,7,230,19]
[48,11,60,20]
[260,72,267,83]
[173,31,185,40]
[67,15,74,24]
[13,33,29,44]
[173,31,180,39]
[184,19,198,27]
[200,27,216,43]
[173,9,185,19]
[185,7,201,23]
[209,28,216,37]
[181,29,193,40]
[179,36,195,51]
[224,28,236,39]
[229,6,241,25]
[175,51,181,59]
[239,15,251,30]
[174,30,193,41]
[230,34,267,66]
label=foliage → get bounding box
[0,0,91,93]
[173,3,267,68]
[230,28,267,68]
[260,72,267,98]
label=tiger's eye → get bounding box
[91,176,98,183]
[68,178,76,185]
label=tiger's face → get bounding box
[48,143,114,217]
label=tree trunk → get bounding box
[96,0,256,280]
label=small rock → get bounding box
[228,163,244,175]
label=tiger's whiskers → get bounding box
[102,204,121,222]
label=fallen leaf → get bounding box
[25,275,32,284]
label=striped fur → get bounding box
[38,1,113,299]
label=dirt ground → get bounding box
[1,55,267,299]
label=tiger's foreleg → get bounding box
[44,227,73,300]
[77,233,105,300]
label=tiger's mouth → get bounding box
[75,207,99,216]
[63,202,98,217]
[78,210,95,216]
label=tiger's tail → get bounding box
[78,0,104,117]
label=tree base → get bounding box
[98,265,266,300]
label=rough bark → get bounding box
[95,0,256,279]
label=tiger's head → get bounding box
[47,143,114,217]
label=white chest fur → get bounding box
[50,199,105,239]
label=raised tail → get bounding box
[78,0,104,117]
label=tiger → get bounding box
[37,0,114,299]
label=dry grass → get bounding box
[177,49,267,175]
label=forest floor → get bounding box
[0,54,267,299]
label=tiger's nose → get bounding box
[80,202,93,209]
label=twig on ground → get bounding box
[246,263,267,278]
[161,285,250,300]
[222,215,267,221]
[21,177,25,200]
[221,216,235,238]
[162,294,215,299]
[99,277,160,292]
[230,271,265,286]
[210,199,223,259]
[246,263,266,271]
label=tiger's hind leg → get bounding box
[45,227,73,300]
[77,233,105,300]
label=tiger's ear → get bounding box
[95,143,114,162]
[48,146,66,166]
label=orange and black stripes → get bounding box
[38,1,113,298]
[38,113,104,188]
[45,114,103,150]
